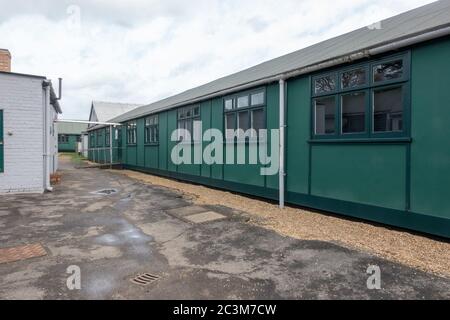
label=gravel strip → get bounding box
[111,169,450,277]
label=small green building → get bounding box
[88,2,450,238]
[57,122,88,152]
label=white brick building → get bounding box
[0,49,62,193]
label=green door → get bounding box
[0,110,3,172]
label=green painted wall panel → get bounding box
[95,128,106,163]
[144,146,159,169]
[223,144,265,187]
[58,134,80,152]
[88,132,94,161]
[210,98,223,180]
[137,118,145,167]
[167,110,177,173]
[158,112,168,170]
[201,100,212,178]
[286,76,310,195]
[126,147,137,166]
[178,150,201,175]
[120,126,127,164]
[410,37,450,219]
[310,144,406,210]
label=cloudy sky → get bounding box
[0,0,436,119]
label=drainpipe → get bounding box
[279,78,286,209]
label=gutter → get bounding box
[55,119,123,126]
[55,120,124,132]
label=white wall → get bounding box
[81,134,88,157]
[0,73,45,193]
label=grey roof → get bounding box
[111,0,450,123]
[57,121,88,135]
[91,101,143,123]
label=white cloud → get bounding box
[0,0,436,119]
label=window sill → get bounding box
[308,137,412,144]
[145,143,160,146]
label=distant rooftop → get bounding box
[57,121,88,135]
[89,101,143,129]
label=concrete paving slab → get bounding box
[184,211,227,224]
[166,205,209,217]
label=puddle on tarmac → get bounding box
[95,234,122,246]
[94,219,154,255]
[85,274,116,298]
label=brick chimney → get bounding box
[0,49,11,72]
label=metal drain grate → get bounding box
[0,243,47,264]
[91,189,118,195]
[130,273,160,286]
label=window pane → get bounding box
[237,95,249,108]
[341,92,366,134]
[238,111,250,131]
[373,87,403,132]
[251,92,264,106]
[193,107,200,116]
[341,68,366,89]
[251,109,264,133]
[186,120,193,139]
[373,60,403,83]
[225,99,233,110]
[177,120,184,140]
[154,116,158,125]
[154,127,159,142]
[225,113,235,140]
[314,97,335,135]
[314,75,336,94]
[226,113,235,130]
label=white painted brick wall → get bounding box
[0,73,45,193]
